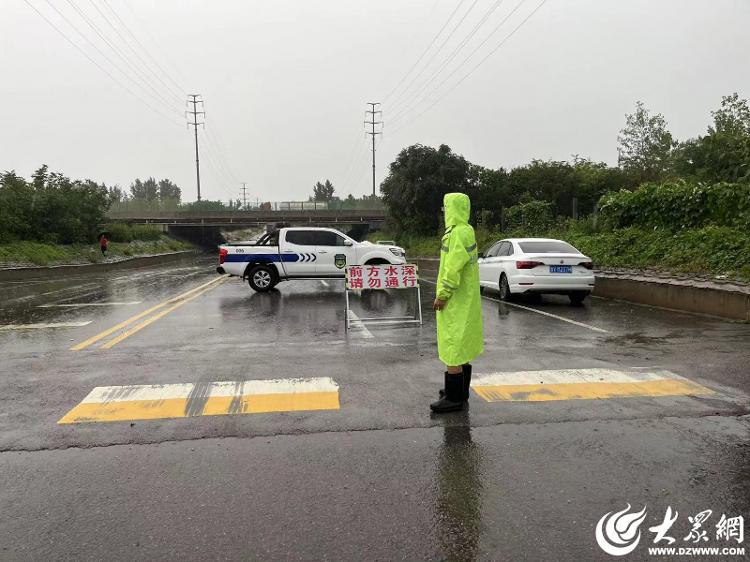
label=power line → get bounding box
[44,0,181,116]
[388,0,508,124]
[390,0,548,135]
[339,134,370,194]
[85,0,185,103]
[61,0,180,111]
[102,2,243,203]
[203,117,241,185]
[381,0,468,104]
[103,0,189,96]
[199,130,241,197]
[199,141,239,201]
[23,0,182,127]
[386,0,481,116]
[390,0,527,127]
[99,4,241,199]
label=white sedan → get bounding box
[478,238,595,304]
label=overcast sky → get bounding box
[2,0,749,204]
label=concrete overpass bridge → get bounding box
[106,209,387,246]
[106,209,386,227]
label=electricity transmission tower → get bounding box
[240,182,248,209]
[186,94,205,201]
[364,102,382,197]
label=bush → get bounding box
[504,200,555,233]
[106,223,133,242]
[130,225,162,241]
[0,167,109,244]
[560,225,750,278]
[598,181,750,231]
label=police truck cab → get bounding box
[217,227,407,292]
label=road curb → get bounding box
[593,273,750,321]
[0,250,198,281]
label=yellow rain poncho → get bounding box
[436,193,484,366]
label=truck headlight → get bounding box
[390,248,405,257]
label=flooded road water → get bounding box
[1,254,749,561]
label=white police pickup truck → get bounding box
[217,227,407,292]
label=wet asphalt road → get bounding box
[0,255,749,561]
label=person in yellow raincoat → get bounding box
[430,192,483,413]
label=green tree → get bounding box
[157,178,181,202]
[674,93,750,183]
[312,179,335,202]
[0,165,109,243]
[130,177,158,201]
[380,144,476,234]
[617,101,676,183]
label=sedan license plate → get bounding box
[549,265,572,274]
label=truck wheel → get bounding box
[365,258,389,265]
[247,265,277,292]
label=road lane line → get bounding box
[39,302,142,308]
[471,368,712,402]
[5,283,101,304]
[483,296,609,333]
[100,277,228,349]
[320,280,330,287]
[347,309,374,339]
[420,278,608,333]
[0,321,92,331]
[70,276,226,351]
[58,377,340,423]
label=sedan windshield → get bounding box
[518,240,580,254]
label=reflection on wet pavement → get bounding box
[436,415,482,562]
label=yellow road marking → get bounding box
[59,392,341,423]
[473,379,713,402]
[100,277,227,349]
[58,378,340,424]
[70,276,226,351]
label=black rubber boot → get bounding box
[438,363,472,400]
[463,363,472,400]
[430,372,465,413]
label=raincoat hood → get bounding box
[443,192,470,228]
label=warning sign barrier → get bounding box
[344,264,423,330]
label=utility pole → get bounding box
[364,102,382,197]
[240,182,248,209]
[186,94,205,201]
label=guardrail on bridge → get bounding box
[106,209,387,226]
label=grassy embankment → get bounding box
[372,225,750,281]
[0,224,193,267]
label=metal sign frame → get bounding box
[344,265,423,330]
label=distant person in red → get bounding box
[99,234,109,256]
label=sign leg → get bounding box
[416,286,423,325]
[345,289,350,331]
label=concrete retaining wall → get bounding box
[0,250,198,281]
[593,273,750,321]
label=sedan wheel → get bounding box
[499,274,512,302]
